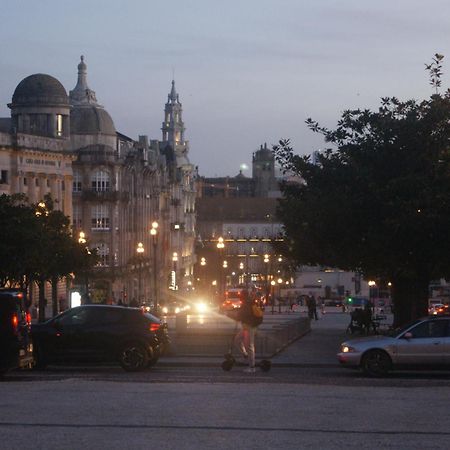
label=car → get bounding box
[428,303,448,315]
[0,288,34,375]
[160,301,190,316]
[220,288,244,312]
[31,305,169,372]
[337,315,450,377]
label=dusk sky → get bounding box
[1,0,450,176]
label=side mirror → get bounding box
[403,332,413,340]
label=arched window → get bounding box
[91,170,110,192]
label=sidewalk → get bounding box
[159,310,354,368]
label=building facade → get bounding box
[0,57,196,311]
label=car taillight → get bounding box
[11,314,19,333]
[150,322,161,332]
[26,312,31,325]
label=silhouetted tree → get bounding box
[274,55,450,327]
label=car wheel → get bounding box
[118,342,149,372]
[361,349,392,377]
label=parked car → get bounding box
[31,305,169,372]
[337,315,450,377]
[0,288,34,375]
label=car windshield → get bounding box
[393,319,423,338]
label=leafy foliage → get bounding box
[274,57,450,326]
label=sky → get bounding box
[1,0,450,176]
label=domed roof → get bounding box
[71,105,116,135]
[12,74,69,106]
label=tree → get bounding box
[273,55,450,327]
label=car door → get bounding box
[53,307,97,362]
[441,319,450,366]
[395,319,448,366]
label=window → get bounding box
[56,114,63,137]
[91,170,110,192]
[91,205,110,230]
[73,172,82,192]
[72,205,82,230]
[409,320,449,338]
[0,170,8,184]
[96,243,110,267]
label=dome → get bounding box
[12,74,69,107]
[71,105,116,135]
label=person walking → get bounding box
[307,294,319,320]
[235,290,263,373]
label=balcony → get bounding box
[81,189,119,202]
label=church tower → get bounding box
[161,80,185,147]
[252,143,278,197]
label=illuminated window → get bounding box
[91,204,110,230]
[56,114,63,137]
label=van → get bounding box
[0,289,34,375]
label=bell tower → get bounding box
[161,80,185,147]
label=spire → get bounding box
[69,55,98,105]
[168,80,179,103]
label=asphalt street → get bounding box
[1,311,450,449]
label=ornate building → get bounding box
[69,57,196,305]
[0,56,196,310]
[0,73,74,216]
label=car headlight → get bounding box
[174,307,180,314]
[195,302,208,313]
[162,306,169,314]
[341,345,356,353]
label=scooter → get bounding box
[221,352,272,372]
[221,323,271,372]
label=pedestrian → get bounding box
[235,290,263,373]
[307,294,318,320]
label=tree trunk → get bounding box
[51,276,58,317]
[391,275,429,328]
[38,280,46,323]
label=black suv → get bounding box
[32,305,170,372]
[0,288,34,375]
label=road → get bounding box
[2,311,450,449]
[1,364,450,450]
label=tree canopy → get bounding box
[274,55,450,326]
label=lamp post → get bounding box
[277,277,283,313]
[263,254,270,307]
[217,236,225,302]
[200,257,206,295]
[78,231,90,305]
[136,242,144,305]
[150,221,159,314]
[271,280,276,314]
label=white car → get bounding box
[337,316,450,377]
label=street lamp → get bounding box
[277,277,283,313]
[271,280,276,314]
[150,221,159,314]
[136,242,144,305]
[217,236,225,302]
[78,231,90,305]
[263,254,270,307]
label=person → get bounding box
[307,294,318,320]
[235,290,260,373]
